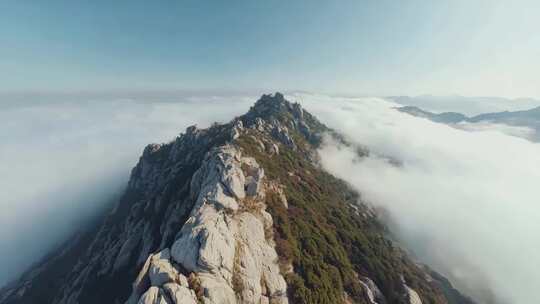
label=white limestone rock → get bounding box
[242,157,265,198]
[162,283,197,304]
[190,145,246,203]
[207,182,239,210]
[253,117,266,132]
[171,203,236,278]
[270,121,295,149]
[170,145,288,304]
[222,166,246,200]
[197,273,237,304]
[127,249,190,304]
[358,276,384,304]
[235,212,288,304]
[177,274,189,288]
[405,285,422,304]
[149,249,179,287]
[170,147,242,303]
[231,120,244,140]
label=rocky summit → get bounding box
[0,93,475,304]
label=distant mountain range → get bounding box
[397,105,540,141]
[389,95,540,116]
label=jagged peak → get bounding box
[254,92,288,108]
[247,92,304,121]
[144,94,324,157]
[240,93,329,146]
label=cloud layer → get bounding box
[0,94,254,286]
[295,94,540,304]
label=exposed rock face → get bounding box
[0,93,473,304]
[148,249,178,287]
[164,145,286,304]
[125,142,287,304]
[163,283,197,304]
[358,276,385,304]
[48,122,247,304]
[406,286,423,304]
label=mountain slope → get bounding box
[1,93,473,304]
[396,106,468,124]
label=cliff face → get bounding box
[0,93,474,304]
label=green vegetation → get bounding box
[238,131,447,304]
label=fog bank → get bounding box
[295,94,540,304]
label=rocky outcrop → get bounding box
[358,276,385,304]
[406,286,423,304]
[126,248,197,304]
[128,145,287,304]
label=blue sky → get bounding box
[1,0,538,97]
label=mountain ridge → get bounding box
[1,93,474,304]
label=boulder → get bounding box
[162,283,197,304]
[148,249,179,287]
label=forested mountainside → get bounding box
[0,93,474,304]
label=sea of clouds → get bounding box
[295,94,540,304]
[1,92,539,304]
[0,94,254,287]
